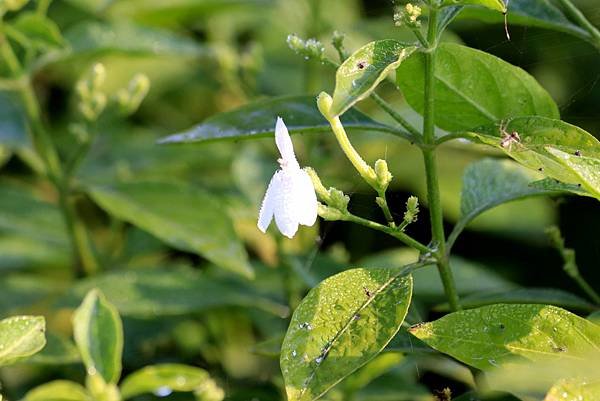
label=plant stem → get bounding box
[4,23,101,275]
[421,6,460,311]
[343,213,430,254]
[370,92,421,140]
[556,0,600,49]
[21,82,100,276]
[376,190,396,227]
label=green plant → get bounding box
[161,0,600,400]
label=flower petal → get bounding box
[294,168,318,227]
[257,171,279,233]
[275,117,299,169]
[273,169,299,238]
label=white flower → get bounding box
[257,117,318,238]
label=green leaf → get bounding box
[23,380,91,401]
[28,332,80,365]
[73,289,123,384]
[0,235,70,271]
[545,378,600,401]
[0,93,29,149]
[58,266,288,317]
[397,43,559,131]
[470,117,600,189]
[457,0,591,44]
[530,178,593,198]
[0,275,65,316]
[0,184,68,246]
[64,21,205,57]
[104,0,270,26]
[281,267,413,401]
[409,304,600,371]
[360,248,515,298]
[0,315,46,366]
[120,363,217,399]
[87,181,253,278]
[330,40,417,117]
[158,95,398,145]
[435,288,596,312]
[448,158,561,249]
[545,147,600,199]
[441,0,506,13]
[12,12,64,49]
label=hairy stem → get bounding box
[421,7,460,311]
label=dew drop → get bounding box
[154,386,173,397]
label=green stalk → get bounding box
[4,28,100,276]
[20,82,100,276]
[556,0,600,49]
[421,7,460,311]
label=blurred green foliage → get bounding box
[0,0,598,400]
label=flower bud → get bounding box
[317,203,346,221]
[374,159,392,190]
[329,187,349,212]
[286,33,324,61]
[332,30,345,50]
[304,167,330,203]
[316,92,333,119]
[403,195,419,225]
[91,63,106,91]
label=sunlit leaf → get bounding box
[87,181,253,278]
[435,288,596,312]
[0,315,46,366]
[470,117,600,191]
[23,380,91,401]
[120,364,221,400]
[330,40,417,117]
[441,0,506,13]
[545,147,600,199]
[12,12,64,49]
[58,267,288,317]
[410,304,600,371]
[281,267,413,401]
[545,377,600,401]
[158,96,399,145]
[397,43,559,131]
[73,289,123,383]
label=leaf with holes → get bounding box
[409,304,600,371]
[330,40,416,117]
[545,147,600,200]
[281,267,413,401]
[0,315,46,366]
[397,43,558,131]
[470,117,600,191]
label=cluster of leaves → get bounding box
[0,0,598,401]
